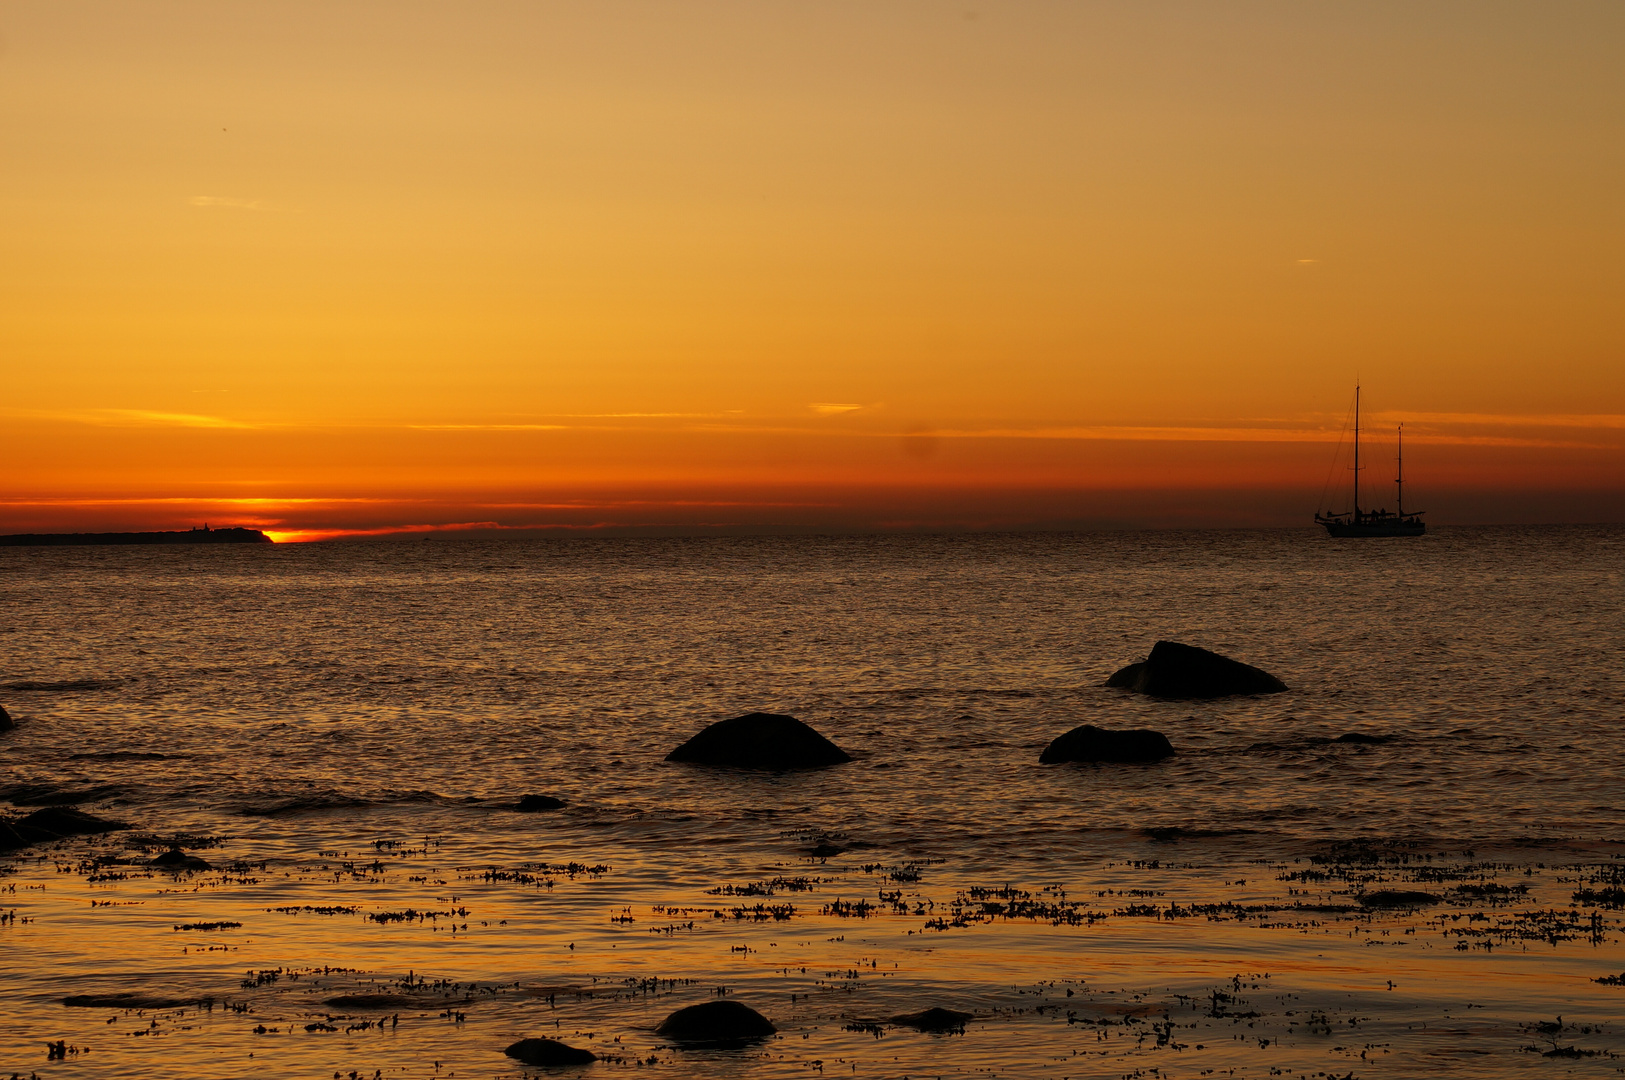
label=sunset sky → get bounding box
[2,1,1621,539]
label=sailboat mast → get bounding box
[1397,423,1404,518]
[1353,384,1361,515]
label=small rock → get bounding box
[505,1037,597,1066]
[890,1007,974,1031]
[323,994,421,1009]
[665,713,851,771]
[1332,732,1390,745]
[809,843,844,859]
[655,1000,777,1042]
[148,848,211,871]
[515,794,566,812]
[1106,640,1287,699]
[1040,725,1174,764]
[63,992,204,1009]
[0,704,13,732]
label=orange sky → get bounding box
[2,2,1621,538]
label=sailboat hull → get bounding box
[1319,519,1425,538]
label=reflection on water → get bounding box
[1,527,1622,1077]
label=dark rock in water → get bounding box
[655,1000,777,1042]
[2,805,133,848]
[1106,640,1287,699]
[1039,725,1174,764]
[324,993,421,1009]
[1145,826,1245,843]
[1360,890,1439,908]
[0,704,12,731]
[149,848,211,871]
[890,1007,974,1031]
[505,1037,598,1066]
[809,843,844,859]
[1332,732,1390,745]
[64,992,206,1009]
[665,713,851,771]
[1104,663,1146,687]
[0,678,121,692]
[19,805,131,837]
[515,794,566,812]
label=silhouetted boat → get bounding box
[1315,386,1425,537]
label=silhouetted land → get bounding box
[0,527,271,546]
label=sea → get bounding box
[1,526,1622,1079]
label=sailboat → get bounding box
[1315,385,1426,537]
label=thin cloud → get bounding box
[890,424,1617,449]
[405,413,739,429]
[810,403,863,415]
[11,408,265,429]
[1366,410,1625,430]
[0,497,398,507]
[110,409,261,429]
[475,499,839,510]
[925,425,1338,443]
[190,195,273,211]
[560,412,743,419]
[407,424,568,431]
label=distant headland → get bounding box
[0,525,273,547]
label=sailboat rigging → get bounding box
[1315,385,1426,537]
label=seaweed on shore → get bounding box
[707,875,823,897]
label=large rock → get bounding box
[1105,640,1287,699]
[0,704,13,732]
[665,713,851,771]
[505,1037,597,1066]
[0,805,132,849]
[655,1000,777,1042]
[1040,725,1174,764]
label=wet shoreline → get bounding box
[3,527,1622,1075]
[4,803,1623,1077]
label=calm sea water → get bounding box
[2,527,1622,1078]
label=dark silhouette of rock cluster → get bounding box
[666,713,850,771]
[890,1006,974,1031]
[655,999,777,1042]
[505,1037,597,1065]
[1040,725,1175,764]
[1106,640,1287,698]
[148,848,211,871]
[0,805,130,851]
